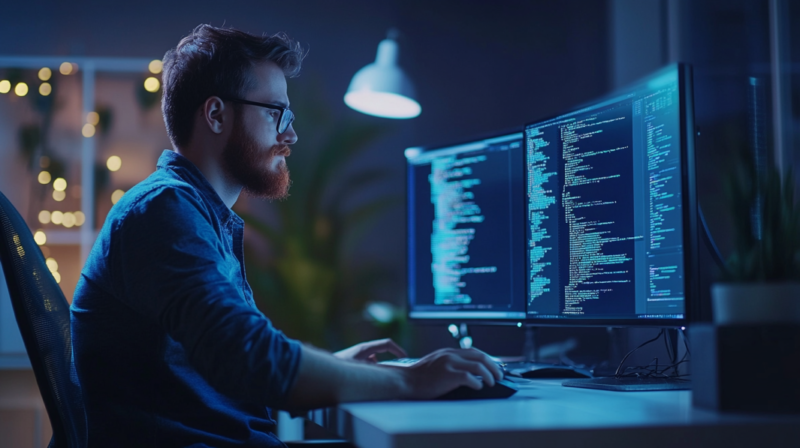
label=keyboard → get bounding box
[562,376,691,391]
[380,358,508,372]
[379,358,421,367]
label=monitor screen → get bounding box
[525,65,695,325]
[406,133,527,321]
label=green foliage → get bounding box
[18,124,41,166]
[237,83,401,349]
[96,105,114,135]
[136,78,161,110]
[723,145,800,282]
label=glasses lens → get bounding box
[279,109,294,134]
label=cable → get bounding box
[614,329,692,379]
[614,329,664,377]
[698,205,727,272]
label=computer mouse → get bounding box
[436,378,519,400]
[519,367,591,379]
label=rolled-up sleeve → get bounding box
[113,186,301,407]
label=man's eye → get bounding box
[267,110,280,120]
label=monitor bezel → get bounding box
[404,129,528,325]
[521,63,698,328]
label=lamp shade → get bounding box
[344,38,421,119]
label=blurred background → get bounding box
[0,0,798,445]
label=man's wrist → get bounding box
[387,365,414,400]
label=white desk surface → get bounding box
[311,379,800,448]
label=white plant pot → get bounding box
[711,282,800,325]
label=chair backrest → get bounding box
[0,191,87,448]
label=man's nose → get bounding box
[279,124,297,145]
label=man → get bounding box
[71,24,501,447]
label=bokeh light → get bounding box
[46,258,58,272]
[38,67,52,81]
[53,190,66,202]
[74,211,85,226]
[144,77,160,92]
[38,171,52,184]
[107,156,122,172]
[38,210,51,224]
[149,59,163,74]
[111,189,125,204]
[82,123,96,138]
[59,62,73,75]
[15,82,28,96]
[34,231,47,245]
[39,82,52,96]
[87,111,99,125]
[53,178,67,191]
[0,80,10,93]
[63,212,76,228]
[51,211,64,225]
[52,271,61,283]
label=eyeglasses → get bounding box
[221,97,295,134]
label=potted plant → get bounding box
[712,146,800,324]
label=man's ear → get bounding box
[202,96,226,134]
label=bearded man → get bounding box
[71,24,501,448]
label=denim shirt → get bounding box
[71,150,301,447]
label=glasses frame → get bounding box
[221,97,294,134]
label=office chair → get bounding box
[0,191,88,448]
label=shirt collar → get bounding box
[156,150,243,227]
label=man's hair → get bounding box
[161,24,305,148]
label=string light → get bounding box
[51,211,64,225]
[111,189,125,204]
[74,211,85,226]
[53,178,67,191]
[33,231,47,245]
[53,190,66,201]
[38,210,51,224]
[63,212,76,228]
[87,111,99,125]
[144,77,160,93]
[59,62,73,75]
[45,258,58,273]
[148,60,163,74]
[38,67,52,81]
[107,155,122,171]
[38,171,52,184]
[0,80,10,93]
[82,123,96,138]
[39,82,52,96]
[14,82,28,96]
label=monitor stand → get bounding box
[503,327,593,379]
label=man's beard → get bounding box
[221,119,291,200]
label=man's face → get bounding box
[221,61,298,200]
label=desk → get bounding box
[310,379,800,448]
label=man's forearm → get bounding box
[285,344,408,410]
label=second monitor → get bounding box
[406,132,527,322]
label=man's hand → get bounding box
[286,345,503,409]
[399,348,503,400]
[333,338,407,363]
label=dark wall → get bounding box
[1,0,612,356]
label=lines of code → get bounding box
[559,107,638,315]
[430,155,498,305]
[526,128,557,304]
[525,68,686,321]
[641,82,684,302]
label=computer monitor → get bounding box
[524,64,698,327]
[405,132,527,322]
